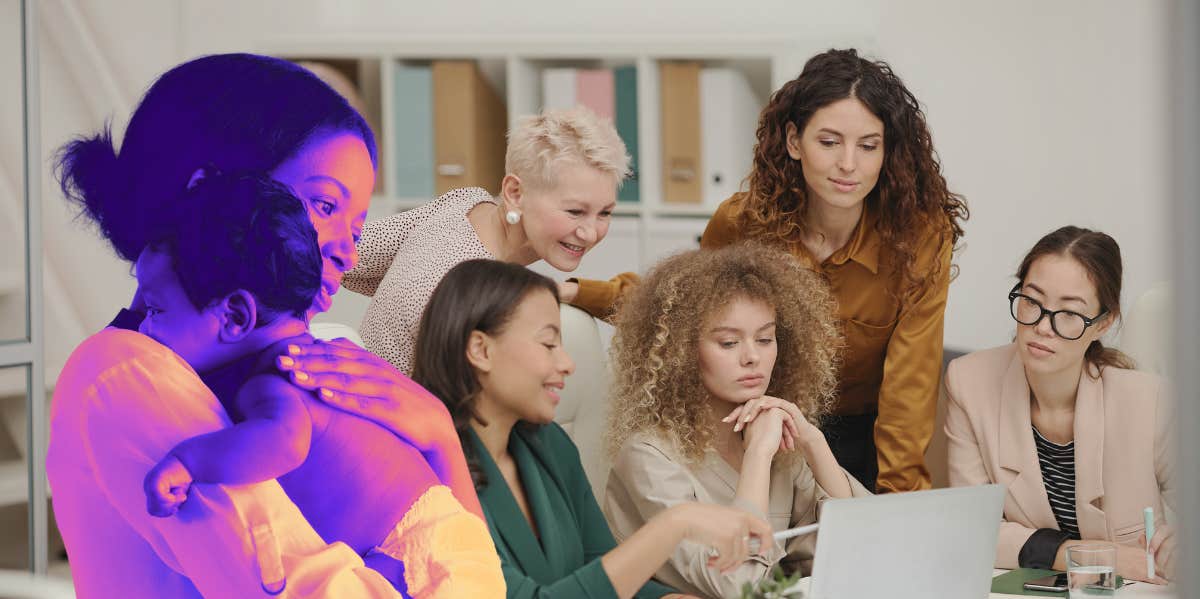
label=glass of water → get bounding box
[1067,543,1117,598]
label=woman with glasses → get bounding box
[944,226,1175,584]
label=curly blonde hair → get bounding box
[742,49,968,300]
[505,106,631,191]
[607,243,843,463]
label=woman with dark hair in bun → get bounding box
[48,54,500,598]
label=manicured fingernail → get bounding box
[288,344,302,356]
[294,371,309,382]
[277,356,295,369]
[320,388,333,399]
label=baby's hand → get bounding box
[144,454,193,517]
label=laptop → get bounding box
[805,484,1006,599]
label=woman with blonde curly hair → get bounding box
[571,48,968,494]
[603,243,872,598]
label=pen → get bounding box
[747,523,820,554]
[1144,507,1156,579]
[774,523,820,543]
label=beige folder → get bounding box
[660,62,702,204]
[432,61,508,196]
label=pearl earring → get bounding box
[505,210,521,225]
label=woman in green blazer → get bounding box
[412,259,774,599]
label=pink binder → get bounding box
[575,69,615,120]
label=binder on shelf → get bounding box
[660,62,703,204]
[432,61,508,195]
[614,65,640,203]
[699,67,761,206]
[575,69,615,120]
[541,68,577,110]
[391,63,435,199]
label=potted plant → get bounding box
[739,567,806,599]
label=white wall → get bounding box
[875,1,1171,352]
[19,0,1171,385]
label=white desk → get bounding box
[786,570,1177,598]
[989,570,1176,599]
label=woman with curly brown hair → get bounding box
[570,48,968,494]
[603,244,872,598]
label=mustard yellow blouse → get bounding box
[572,194,953,493]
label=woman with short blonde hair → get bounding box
[346,106,634,375]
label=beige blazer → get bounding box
[944,344,1174,568]
[603,432,870,598]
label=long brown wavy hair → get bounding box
[606,243,843,462]
[1015,226,1134,374]
[741,48,968,299]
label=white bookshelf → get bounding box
[261,36,864,276]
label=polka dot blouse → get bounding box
[343,187,496,374]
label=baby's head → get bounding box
[135,171,321,372]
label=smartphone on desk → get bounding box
[1023,573,1068,592]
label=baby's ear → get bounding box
[215,290,259,343]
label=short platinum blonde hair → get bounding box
[505,106,631,191]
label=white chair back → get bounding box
[554,304,614,501]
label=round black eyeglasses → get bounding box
[1008,285,1106,341]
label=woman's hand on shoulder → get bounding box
[557,280,580,303]
[276,338,455,453]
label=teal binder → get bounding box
[392,64,435,199]
[614,65,640,203]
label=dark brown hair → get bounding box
[1016,226,1133,373]
[741,48,968,299]
[411,259,559,488]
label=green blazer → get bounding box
[468,424,677,599]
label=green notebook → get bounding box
[991,568,1124,596]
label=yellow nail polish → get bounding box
[288,344,301,356]
[320,388,333,399]
[278,356,295,368]
[295,371,309,382]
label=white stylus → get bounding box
[747,523,820,554]
[773,523,820,543]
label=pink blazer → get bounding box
[944,344,1174,568]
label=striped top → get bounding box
[1032,426,1080,539]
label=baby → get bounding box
[137,171,441,594]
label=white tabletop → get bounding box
[989,570,1176,599]
[785,570,1177,598]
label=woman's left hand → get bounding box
[277,338,456,454]
[722,395,818,453]
[1142,522,1177,581]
